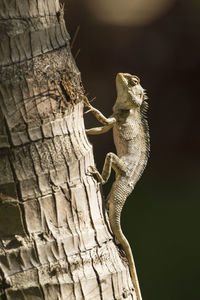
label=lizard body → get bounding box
[85,73,149,300]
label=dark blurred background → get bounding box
[64,0,200,299]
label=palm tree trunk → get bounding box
[0,0,136,299]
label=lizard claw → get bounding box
[83,96,92,108]
[86,165,97,175]
[84,108,93,114]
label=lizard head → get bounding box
[115,73,146,110]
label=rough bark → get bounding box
[0,1,136,299]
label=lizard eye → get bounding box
[128,77,139,86]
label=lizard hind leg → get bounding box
[102,152,127,183]
[86,152,126,185]
[102,152,127,210]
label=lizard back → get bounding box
[113,100,149,188]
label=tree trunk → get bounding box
[0,1,136,299]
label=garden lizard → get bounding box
[85,73,149,300]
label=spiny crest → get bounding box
[141,98,150,157]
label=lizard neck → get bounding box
[113,93,140,115]
[113,105,140,124]
[113,95,131,112]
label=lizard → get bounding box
[84,72,149,300]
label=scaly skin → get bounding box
[85,73,149,300]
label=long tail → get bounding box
[109,207,142,300]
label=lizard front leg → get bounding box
[84,96,116,126]
[86,123,113,135]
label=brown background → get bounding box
[65,0,200,299]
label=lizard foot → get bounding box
[83,96,93,109]
[86,166,105,184]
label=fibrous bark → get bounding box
[0,1,136,299]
